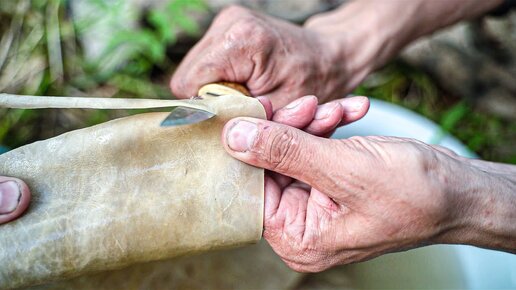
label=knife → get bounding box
[159,82,250,127]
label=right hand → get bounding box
[170,5,353,109]
[0,176,31,224]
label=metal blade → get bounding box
[160,106,215,127]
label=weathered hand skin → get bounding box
[0,94,265,289]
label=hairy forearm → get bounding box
[304,0,503,88]
[439,159,516,253]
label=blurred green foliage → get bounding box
[0,0,206,148]
[354,62,516,163]
[85,0,205,77]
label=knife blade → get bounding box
[159,82,249,127]
[160,106,216,127]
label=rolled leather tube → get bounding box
[0,94,265,289]
[32,241,303,290]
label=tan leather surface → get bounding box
[31,241,303,290]
[0,94,265,289]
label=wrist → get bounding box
[432,157,516,252]
[303,4,381,92]
[304,0,504,81]
[303,0,421,89]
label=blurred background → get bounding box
[0,0,515,163]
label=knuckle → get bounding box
[171,76,197,98]
[200,60,226,76]
[262,128,301,173]
[249,23,273,45]
[169,77,183,95]
[227,18,272,47]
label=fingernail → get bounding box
[343,97,366,112]
[227,121,257,152]
[285,97,305,109]
[315,103,338,120]
[0,181,21,214]
[286,95,317,110]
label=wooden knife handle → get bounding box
[198,82,250,97]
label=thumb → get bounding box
[222,117,333,186]
[0,176,31,224]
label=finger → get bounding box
[170,49,232,99]
[304,96,369,136]
[338,96,369,125]
[264,175,282,221]
[290,181,311,191]
[256,96,273,120]
[170,6,237,99]
[272,96,318,128]
[301,187,342,251]
[304,102,343,136]
[308,187,340,213]
[222,117,334,188]
[263,184,310,242]
[170,37,216,99]
[323,129,337,138]
[0,176,31,224]
[263,183,339,273]
[170,6,259,99]
[267,171,292,189]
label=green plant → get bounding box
[0,0,208,149]
[91,0,206,78]
[430,101,469,144]
[355,61,515,164]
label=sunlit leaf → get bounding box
[148,10,174,42]
[440,102,469,132]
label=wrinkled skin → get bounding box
[223,96,516,272]
[170,6,350,109]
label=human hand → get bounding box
[221,96,515,271]
[171,1,504,110]
[170,5,353,109]
[0,176,31,224]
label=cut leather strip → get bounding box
[0,94,212,112]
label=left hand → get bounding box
[222,96,490,272]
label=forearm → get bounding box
[439,159,516,253]
[304,0,503,89]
